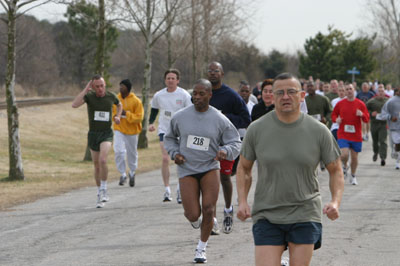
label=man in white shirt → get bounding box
[148,69,192,203]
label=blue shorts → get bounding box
[337,139,362,152]
[252,219,322,250]
[159,133,165,142]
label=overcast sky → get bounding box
[24,0,370,55]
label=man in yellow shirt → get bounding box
[112,79,144,187]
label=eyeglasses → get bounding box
[208,69,221,73]
[273,89,300,97]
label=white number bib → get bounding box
[94,111,110,122]
[187,135,210,151]
[344,124,355,133]
[311,114,321,121]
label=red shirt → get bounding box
[331,98,370,142]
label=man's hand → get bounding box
[371,111,377,117]
[356,109,363,116]
[215,150,227,161]
[321,117,327,124]
[148,124,156,132]
[392,116,398,122]
[336,116,342,124]
[237,202,251,221]
[174,154,185,165]
[323,201,340,221]
[114,116,121,125]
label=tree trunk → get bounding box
[191,0,197,83]
[138,3,153,149]
[95,0,105,75]
[165,0,173,68]
[5,3,24,180]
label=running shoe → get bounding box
[193,249,207,264]
[129,173,135,187]
[373,153,378,162]
[211,217,220,235]
[100,189,109,202]
[163,191,172,202]
[176,189,182,204]
[223,208,233,234]
[396,162,400,170]
[281,257,289,266]
[381,159,386,166]
[350,176,358,185]
[343,166,348,180]
[191,217,202,229]
[119,175,126,186]
[96,194,104,208]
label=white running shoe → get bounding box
[100,189,109,202]
[350,176,358,185]
[163,191,172,202]
[193,249,207,264]
[211,217,220,235]
[396,162,400,170]
[281,257,289,266]
[191,217,202,229]
[223,208,233,234]
[96,194,104,208]
[176,189,182,204]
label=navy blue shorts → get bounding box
[252,219,322,250]
[159,133,165,142]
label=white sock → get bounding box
[129,170,135,177]
[100,180,107,190]
[97,187,101,195]
[165,186,171,193]
[224,205,233,213]
[176,182,180,191]
[121,173,127,178]
[197,240,207,251]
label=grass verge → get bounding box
[0,102,163,211]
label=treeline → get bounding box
[0,14,291,96]
[1,0,398,98]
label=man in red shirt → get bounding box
[332,84,370,185]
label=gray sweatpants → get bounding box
[113,130,138,176]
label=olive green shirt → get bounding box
[84,91,119,132]
[305,94,332,125]
[325,92,339,102]
[241,111,340,224]
[366,97,388,125]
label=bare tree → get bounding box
[367,0,400,83]
[0,0,51,180]
[120,0,181,148]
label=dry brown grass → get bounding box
[0,102,164,211]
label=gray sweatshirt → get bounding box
[381,95,400,130]
[164,105,241,178]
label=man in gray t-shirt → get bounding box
[236,73,344,266]
[164,79,241,264]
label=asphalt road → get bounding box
[1,140,400,266]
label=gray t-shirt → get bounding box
[241,111,340,224]
[164,105,241,178]
[381,95,400,131]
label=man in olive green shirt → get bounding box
[325,79,339,101]
[305,81,332,126]
[72,75,122,208]
[366,85,388,166]
[236,73,344,266]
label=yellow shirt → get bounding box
[112,92,144,135]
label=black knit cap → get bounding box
[120,79,132,92]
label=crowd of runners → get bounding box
[71,63,400,265]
